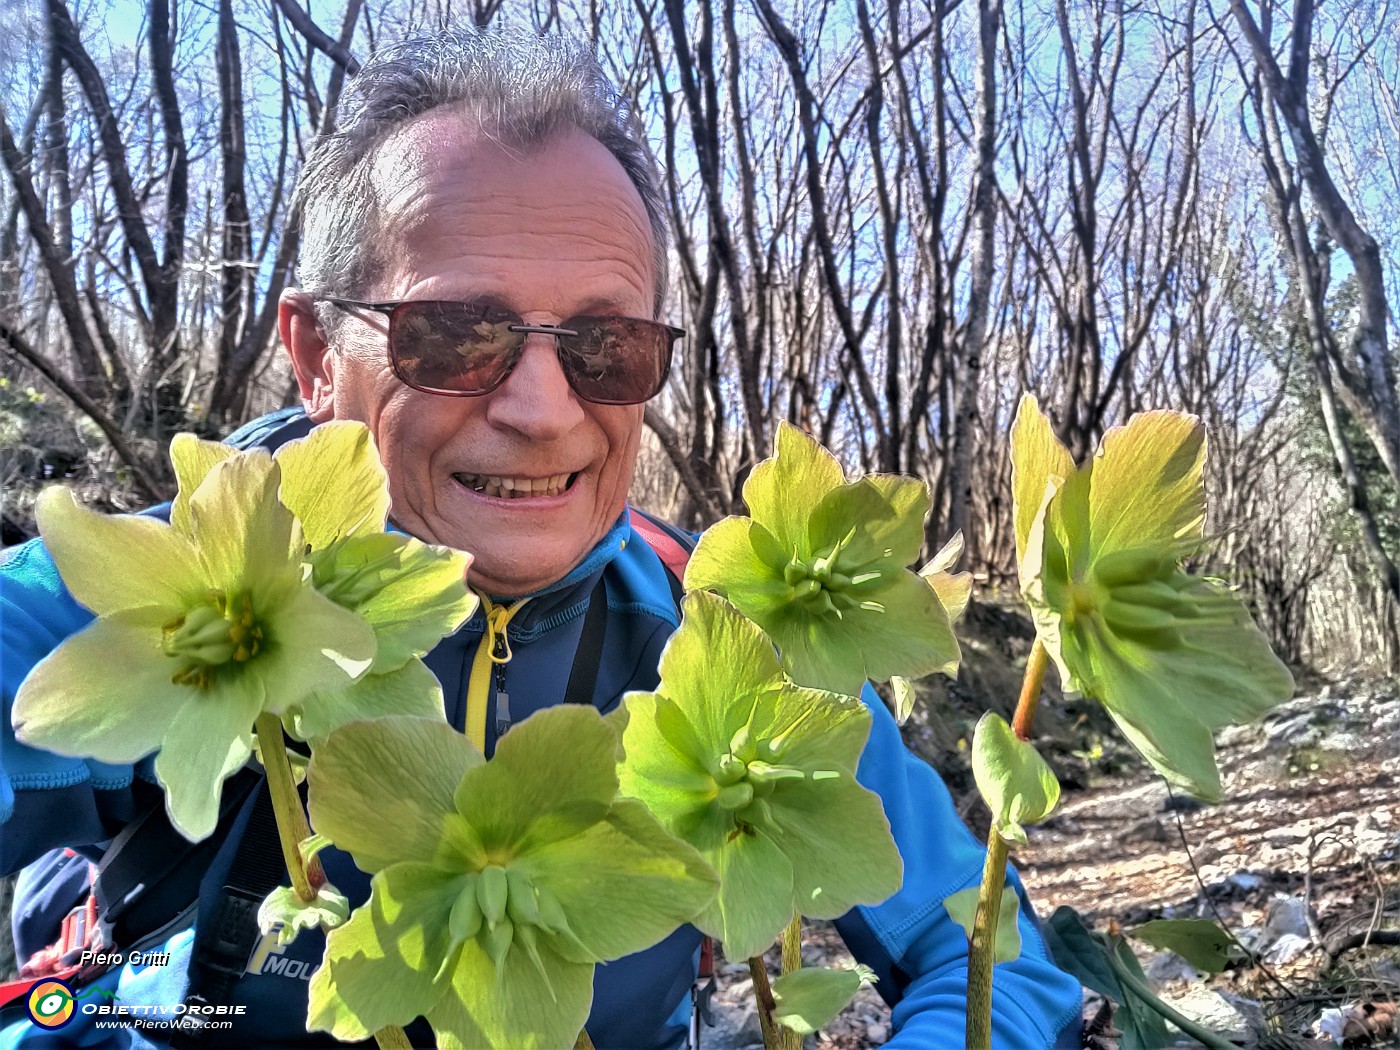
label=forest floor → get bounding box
[707,637,1400,1049]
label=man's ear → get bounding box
[280,290,337,422]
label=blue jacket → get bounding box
[0,410,1082,1049]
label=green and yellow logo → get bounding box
[25,980,76,1030]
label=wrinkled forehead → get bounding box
[362,111,655,295]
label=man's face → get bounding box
[286,118,656,597]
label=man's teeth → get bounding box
[455,472,573,499]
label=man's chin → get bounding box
[465,547,583,599]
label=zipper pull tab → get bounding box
[495,689,511,739]
[494,663,511,738]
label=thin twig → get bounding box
[1164,784,1297,998]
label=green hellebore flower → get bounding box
[13,450,376,841]
[169,422,478,739]
[614,592,903,961]
[305,711,717,1049]
[684,421,960,697]
[1010,396,1294,801]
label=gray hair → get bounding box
[294,27,670,322]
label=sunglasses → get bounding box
[319,297,682,406]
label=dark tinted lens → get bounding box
[557,317,674,405]
[389,301,525,394]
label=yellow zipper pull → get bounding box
[464,595,528,753]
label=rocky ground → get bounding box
[704,676,1400,1049]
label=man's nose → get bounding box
[483,333,587,439]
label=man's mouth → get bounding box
[452,471,578,499]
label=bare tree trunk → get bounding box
[947,0,1002,554]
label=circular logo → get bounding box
[26,979,76,1030]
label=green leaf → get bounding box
[943,886,1022,964]
[1129,918,1234,974]
[257,882,350,948]
[971,713,1061,841]
[308,717,485,874]
[274,420,392,550]
[771,965,874,1036]
[1043,907,1172,1050]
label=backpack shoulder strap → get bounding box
[628,506,696,605]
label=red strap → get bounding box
[628,508,692,581]
[698,935,715,978]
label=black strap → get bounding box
[169,776,285,1048]
[94,768,262,954]
[562,576,610,707]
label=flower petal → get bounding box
[35,487,202,616]
[169,434,236,536]
[1010,396,1075,563]
[655,592,786,741]
[837,571,961,685]
[13,610,194,763]
[342,536,476,671]
[518,798,716,962]
[809,475,927,570]
[425,927,594,1050]
[1089,411,1206,558]
[186,451,298,593]
[289,658,445,742]
[767,773,902,919]
[453,705,617,857]
[307,862,464,1041]
[742,422,845,552]
[154,676,261,840]
[615,693,735,850]
[697,829,795,961]
[308,717,484,874]
[275,421,392,550]
[684,517,792,614]
[253,579,377,715]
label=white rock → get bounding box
[1263,895,1312,941]
[1145,951,1200,983]
[1161,987,1261,1044]
[1263,932,1310,965]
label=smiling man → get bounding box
[0,26,1081,1050]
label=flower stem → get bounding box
[252,713,323,902]
[749,955,782,1050]
[1011,638,1048,740]
[573,1029,597,1050]
[779,915,803,1050]
[255,717,407,1048]
[966,639,1050,1049]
